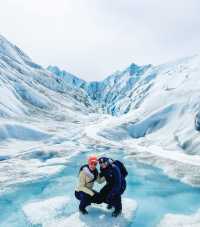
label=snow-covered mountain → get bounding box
[0,34,98,194]
[1,34,200,227]
[2,32,200,184]
[0,35,96,119]
[48,53,200,185]
[48,63,152,115]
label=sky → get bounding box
[0,0,200,81]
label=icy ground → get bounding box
[1,34,200,226]
[0,115,200,227]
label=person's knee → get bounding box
[80,195,91,207]
[75,191,81,200]
[76,192,91,204]
[83,194,92,202]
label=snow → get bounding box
[0,122,51,141]
[23,197,137,227]
[0,35,200,227]
[84,112,200,186]
[82,54,200,186]
[23,196,70,225]
[47,65,86,88]
[48,62,152,115]
[14,82,52,109]
[0,85,26,117]
[158,210,200,227]
[0,35,31,64]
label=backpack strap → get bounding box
[79,164,98,183]
[79,164,88,174]
[88,168,98,183]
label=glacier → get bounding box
[0,34,200,226]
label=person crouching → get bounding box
[98,157,127,217]
[75,156,102,214]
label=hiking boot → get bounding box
[112,209,122,217]
[107,204,113,210]
[79,208,88,215]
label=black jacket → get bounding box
[100,164,126,195]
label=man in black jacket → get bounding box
[98,157,127,217]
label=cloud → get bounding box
[0,0,200,81]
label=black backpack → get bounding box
[79,164,98,183]
[113,160,128,178]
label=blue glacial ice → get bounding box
[0,149,200,227]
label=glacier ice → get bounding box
[158,209,200,227]
[23,197,137,227]
[0,35,200,226]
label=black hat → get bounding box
[98,157,109,164]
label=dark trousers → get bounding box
[99,181,126,211]
[75,191,92,210]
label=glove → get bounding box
[92,189,98,194]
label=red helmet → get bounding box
[88,156,98,165]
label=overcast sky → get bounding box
[0,0,200,81]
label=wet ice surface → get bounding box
[0,113,200,227]
[0,106,199,227]
[0,147,200,227]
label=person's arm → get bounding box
[110,165,121,195]
[78,171,95,196]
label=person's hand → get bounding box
[92,189,98,194]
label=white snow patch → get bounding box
[158,210,200,227]
[23,197,137,227]
[23,196,70,225]
[47,198,137,227]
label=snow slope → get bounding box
[0,35,95,120]
[49,54,200,181]
[0,34,97,192]
[81,55,200,186]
